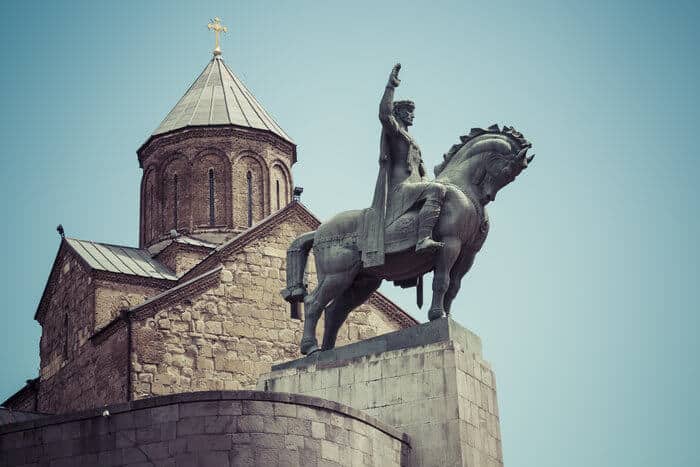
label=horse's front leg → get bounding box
[428,237,462,321]
[444,249,476,315]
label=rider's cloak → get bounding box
[361,129,391,268]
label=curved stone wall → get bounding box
[0,390,410,466]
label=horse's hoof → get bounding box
[301,344,320,356]
[300,338,319,355]
[428,308,444,321]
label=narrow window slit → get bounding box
[208,168,215,226]
[247,171,253,227]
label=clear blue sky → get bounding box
[1,1,698,466]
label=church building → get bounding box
[2,38,416,415]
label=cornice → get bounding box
[138,126,297,168]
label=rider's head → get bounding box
[393,100,415,127]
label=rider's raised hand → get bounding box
[388,63,401,88]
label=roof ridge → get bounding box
[222,61,290,140]
[129,265,223,318]
[65,236,141,251]
[222,61,272,133]
[155,60,213,132]
[215,58,234,126]
[189,58,215,126]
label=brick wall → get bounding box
[0,391,409,467]
[191,152,232,228]
[139,128,295,248]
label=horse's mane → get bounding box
[434,124,531,176]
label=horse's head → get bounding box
[435,124,533,205]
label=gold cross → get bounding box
[207,17,228,56]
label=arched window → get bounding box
[194,153,231,228]
[271,163,289,212]
[247,171,253,227]
[148,188,155,239]
[208,168,215,226]
[142,167,159,245]
[173,174,179,228]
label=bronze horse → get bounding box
[282,125,533,355]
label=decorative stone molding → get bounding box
[138,126,296,167]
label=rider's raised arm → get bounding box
[379,64,401,134]
[379,84,400,134]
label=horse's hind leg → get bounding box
[321,276,382,351]
[300,271,357,355]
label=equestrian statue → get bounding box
[282,63,534,355]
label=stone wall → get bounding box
[30,247,165,415]
[130,211,403,399]
[261,318,502,467]
[0,384,38,413]
[0,408,44,426]
[34,248,130,415]
[94,281,162,332]
[0,391,409,467]
[37,250,92,385]
[154,244,209,277]
[40,326,129,415]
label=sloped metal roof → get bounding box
[152,57,293,143]
[65,238,177,281]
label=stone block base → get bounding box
[259,318,503,466]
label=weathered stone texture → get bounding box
[94,281,160,331]
[131,211,402,399]
[261,319,502,467]
[154,243,209,277]
[26,247,165,415]
[0,391,408,467]
[37,250,92,384]
[34,249,129,414]
[1,392,36,412]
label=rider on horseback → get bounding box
[362,63,447,268]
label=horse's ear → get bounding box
[472,167,486,185]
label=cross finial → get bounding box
[207,17,228,57]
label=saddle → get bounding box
[383,209,420,255]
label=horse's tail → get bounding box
[280,231,316,319]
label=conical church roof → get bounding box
[152,56,293,143]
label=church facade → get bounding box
[2,51,416,416]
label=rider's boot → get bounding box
[416,236,444,253]
[415,195,445,253]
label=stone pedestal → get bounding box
[258,318,503,466]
